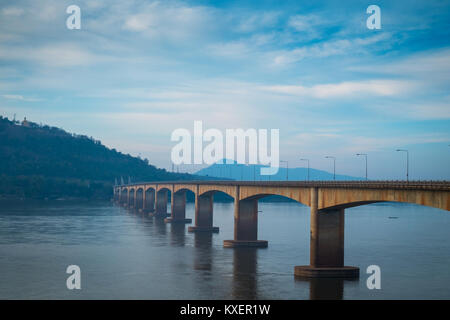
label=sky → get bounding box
[0,0,449,180]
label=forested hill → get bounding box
[0,116,195,199]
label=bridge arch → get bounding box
[198,185,235,199]
[317,188,449,212]
[173,184,196,195]
[240,193,309,207]
[239,186,311,207]
[155,187,171,215]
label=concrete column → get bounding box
[129,190,135,208]
[119,190,124,204]
[142,188,146,211]
[313,208,345,267]
[136,189,145,211]
[188,192,219,233]
[133,190,137,209]
[224,194,267,248]
[145,189,155,213]
[294,188,359,278]
[310,187,319,267]
[152,189,169,218]
[165,190,192,223]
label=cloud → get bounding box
[287,14,325,40]
[1,7,24,17]
[350,48,450,82]
[370,100,450,120]
[0,43,101,67]
[273,33,391,66]
[122,2,216,42]
[262,80,414,99]
[2,94,40,102]
[231,11,280,33]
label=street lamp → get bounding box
[356,153,368,181]
[325,156,336,180]
[396,149,409,182]
[300,158,310,181]
[280,160,289,181]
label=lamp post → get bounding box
[396,149,409,182]
[280,160,288,181]
[356,153,368,181]
[300,158,310,181]
[325,156,336,180]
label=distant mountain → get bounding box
[0,116,204,199]
[195,159,363,181]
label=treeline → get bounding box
[0,116,199,199]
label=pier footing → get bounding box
[164,218,192,224]
[188,226,219,233]
[223,240,268,248]
[150,212,170,218]
[294,266,359,278]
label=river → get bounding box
[0,199,449,299]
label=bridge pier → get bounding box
[128,189,135,209]
[144,188,155,213]
[165,190,192,224]
[188,193,219,233]
[295,188,359,278]
[151,189,170,218]
[224,197,268,248]
[135,189,144,212]
[119,190,127,206]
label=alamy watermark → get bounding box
[66,5,81,30]
[366,265,381,289]
[66,265,81,290]
[171,121,279,175]
[366,5,381,30]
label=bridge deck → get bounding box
[117,180,450,191]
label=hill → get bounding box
[195,160,363,181]
[0,116,199,199]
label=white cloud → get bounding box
[351,48,450,82]
[122,2,215,42]
[232,11,280,33]
[2,94,40,102]
[262,80,414,99]
[0,43,100,67]
[2,7,24,17]
[287,14,324,40]
[273,33,391,66]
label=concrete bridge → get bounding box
[113,180,450,278]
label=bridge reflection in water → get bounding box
[122,209,353,300]
[115,180,450,280]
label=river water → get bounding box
[0,199,449,299]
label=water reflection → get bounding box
[193,233,213,271]
[295,277,360,300]
[232,248,258,299]
[153,216,167,236]
[170,223,186,246]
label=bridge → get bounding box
[113,181,450,278]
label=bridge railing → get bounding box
[114,180,450,191]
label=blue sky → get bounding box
[0,0,449,179]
